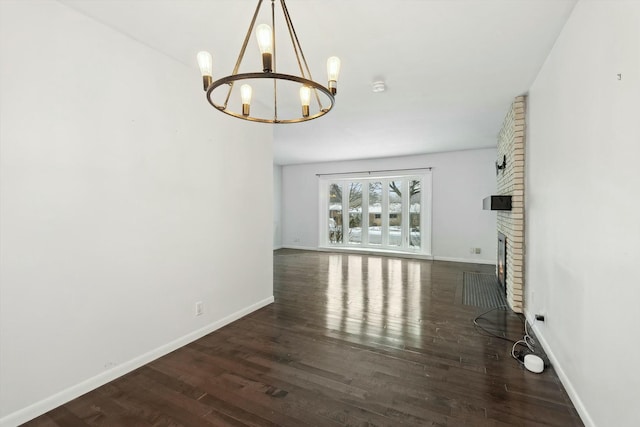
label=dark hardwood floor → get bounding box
[24,249,583,426]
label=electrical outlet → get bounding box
[469,247,474,254]
[195,301,203,316]
[475,248,481,254]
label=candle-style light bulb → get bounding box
[240,84,252,116]
[327,56,340,95]
[327,56,341,95]
[256,24,273,72]
[300,86,311,117]
[197,51,213,91]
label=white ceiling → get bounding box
[59,0,577,165]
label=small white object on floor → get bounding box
[524,354,544,373]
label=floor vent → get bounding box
[462,272,507,309]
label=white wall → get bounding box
[273,165,283,248]
[0,1,273,424]
[282,149,497,263]
[526,1,640,426]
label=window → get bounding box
[328,183,342,243]
[320,171,432,254]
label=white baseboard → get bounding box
[317,246,434,260]
[527,314,594,427]
[281,244,318,251]
[282,245,434,260]
[281,247,495,266]
[0,296,274,427]
[433,255,495,265]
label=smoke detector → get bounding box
[372,81,386,93]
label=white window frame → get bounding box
[318,170,432,256]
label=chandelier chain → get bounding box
[223,0,264,109]
[280,0,324,111]
[271,1,279,121]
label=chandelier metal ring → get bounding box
[206,72,335,124]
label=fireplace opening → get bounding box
[497,232,507,293]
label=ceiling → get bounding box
[59,0,577,165]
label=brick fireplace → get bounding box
[496,95,526,313]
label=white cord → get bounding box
[511,340,527,364]
[524,317,537,346]
[511,316,537,364]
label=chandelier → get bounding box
[197,0,341,124]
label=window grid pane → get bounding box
[329,183,342,244]
[348,183,362,244]
[368,182,382,245]
[388,180,402,247]
[409,180,421,248]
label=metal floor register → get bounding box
[462,272,508,309]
